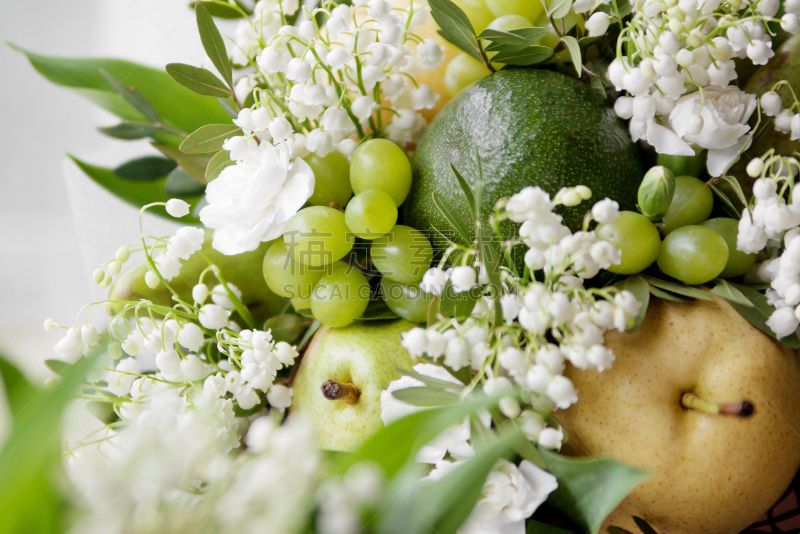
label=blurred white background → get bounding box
[0,0,236,380]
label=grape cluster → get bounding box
[263,139,434,328]
[597,169,756,285]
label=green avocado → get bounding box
[108,230,286,325]
[404,69,643,258]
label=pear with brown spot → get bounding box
[291,319,417,452]
[557,296,800,534]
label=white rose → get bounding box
[200,141,315,255]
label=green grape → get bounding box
[284,207,354,267]
[263,238,325,299]
[453,0,495,33]
[657,225,729,285]
[310,262,370,328]
[445,53,492,95]
[485,0,543,22]
[701,218,757,279]
[304,151,352,208]
[381,278,434,323]
[596,211,661,274]
[661,176,714,234]
[350,139,412,207]
[344,190,398,240]
[371,225,434,283]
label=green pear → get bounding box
[291,319,417,451]
[557,296,800,534]
[108,230,286,324]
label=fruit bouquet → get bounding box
[8,0,800,532]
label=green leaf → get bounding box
[647,284,693,302]
[44,359,73,376]
[527,520,577,534]
[632,517,658,534]
[262,314,314,344]
[727,283,800,348]
[711,279,753,308]
[491,45,553,66]
[479,27,548,49]
[541,449,649,534]
[358,299,400,320]
[196,3,233,88]
[549,0,573,18]
[165,168,206,197]
[12,45,231,133]
[560,36,582,75]
[450,163,477,213]
[397,368,464,390]
[439,280,479,320]
[152,142,211,184]
[642,276,715,301]
[180,123,240,154]
[432,191,473,244]
[429,0,484,62]
[392,387,461,407]
[166,63,232,98]
[206,149,234,181]
[113,156,177,181]
[98,122,160,140]
[613,276,649,332]
[0,357,37,418]
[589,77,606,98]
[68,155,201,223]
[191,1,251,18]
[99,69,159,122]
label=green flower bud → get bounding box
[638,165,675,221]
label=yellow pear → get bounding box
[557,296,800,534]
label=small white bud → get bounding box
[746,158,765,178]
[193,283,209,304]
[107,261,121,276]
[165,198,190,218]
[43,318,57,332]
[145,271,160,289]
[115,246,131,264]
[101,273,113,288]
[92,268,105,284]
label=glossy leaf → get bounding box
[642,276,715,301]
[180,123,240,154]
[711,279,753,307]
[262,314,314,344]
[196,3,233,88]
[99,69,159,122]
[12,45,231,133]
[206,149,234,181]
[727,283,800,348]
[165,168,206,197]
[68,155,201,223]
[113,156,177,181]
[98,122,160,140]
[166,63,232,98]
[541,448,648,534]
[561,36,582,75]
[429,0,483,62]
[492,45,553,66]
[613,276,649,332]
[392,386,461,407]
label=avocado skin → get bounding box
[405,69,643,257]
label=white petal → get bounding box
[707,134,752,177]
[646,119,695,156]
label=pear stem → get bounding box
[681,392,754,418]
[321,380,360,404]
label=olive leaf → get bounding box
[491,45,553,66]
[479,27,549,51]
[613,275,649,332]
[113,156,177,181]
[647,284,693,302]
[99,69,159,123]
[397,368,465,390]
[191,0,251,19]
[711,279,753,307]
[196,3,233,88]
[166,63,232,98]
[262,314,314,344]
[392,387,462,407]
[206,149,234,181]
[642,275,715,301]
[726,283,800,349]
[180,123,241,154]
[549,0,573,19]
[560,36,582,75]
[165,168,206,197]
[432,191,473,244]
[428,0,484,62]
[98,122,160,140]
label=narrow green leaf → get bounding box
[357,299,400,320]
[166,63,232,98]
[478,27,548,47]
[0,357,37,418]
[727,283,800,348]
[44,359,73,376]
[541,449,649,534]
[642,276,715,301]
[152,142,211,184]
[392,387,461,407]
[12,45,231,133]
[206,149,234,181]
[613,276,649,332]
[491,45,553,66]
[99,69,159,122]
[165,168,206,197]
[196,3,233,88]
[589,77,606,98]
[450,163,476,212]
[514,434,547,469]
[397,368,464,390]
[632,517,658,534]
[549,0,573,18]
[711,279,753,307]
[98,122,160,140]
[429,0,483,62]
[561,36,582,75]
[180,123,240,154]
[192,1,250,18]
[113,156,177,181]
[647,284,693,302]
[217,97,238,118]
[262,314,314,344]
[432,191,473,244]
